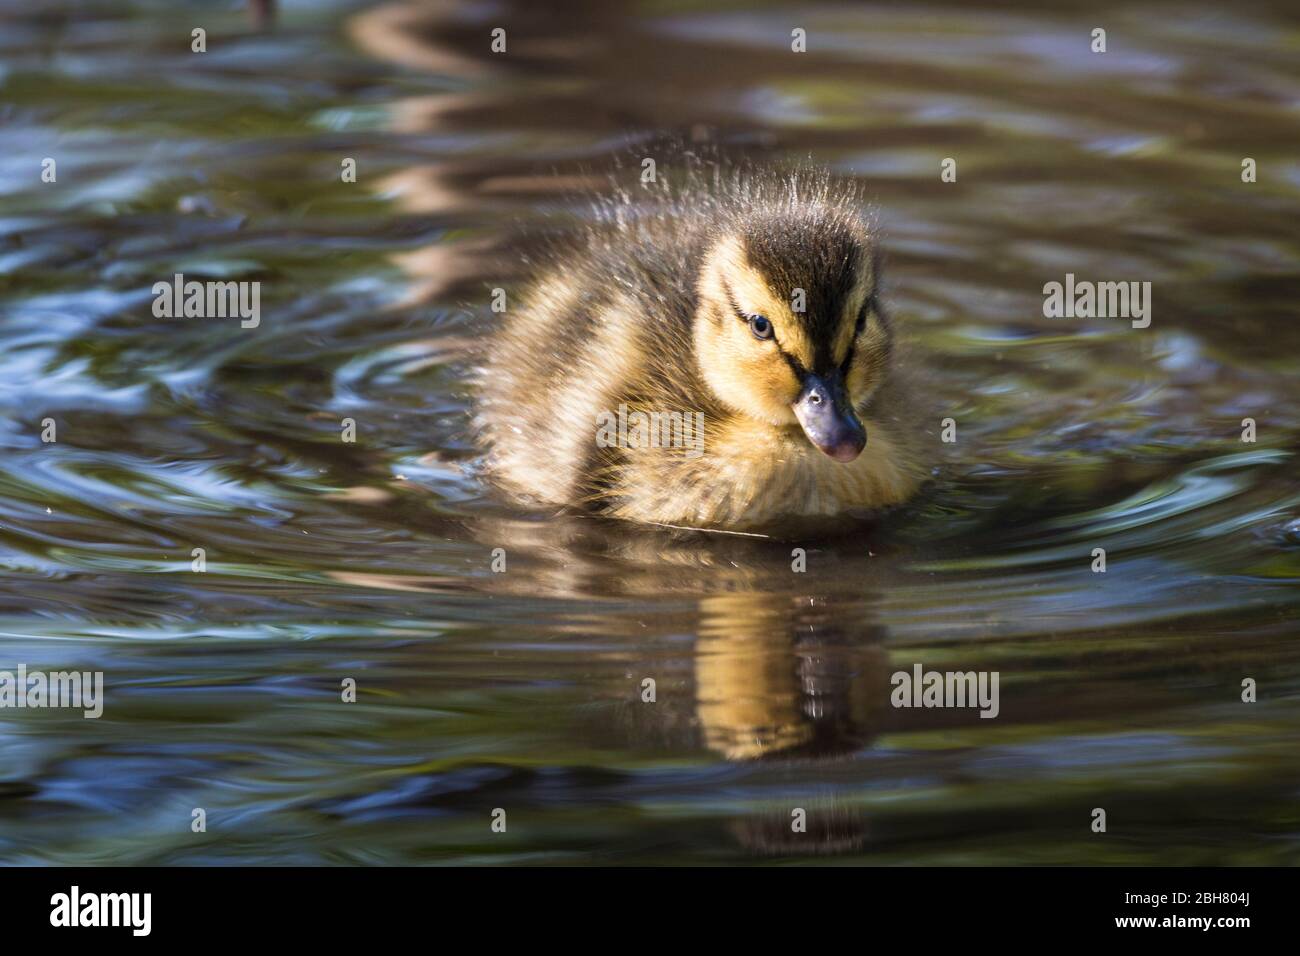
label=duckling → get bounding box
[477,161,928,533]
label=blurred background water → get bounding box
[0,0,1298,864]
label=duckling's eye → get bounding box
[747,314,774,341]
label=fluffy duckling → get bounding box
[478,162,927,533]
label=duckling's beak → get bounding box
[793,371,866,462]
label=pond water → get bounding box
[1,0,1297,864]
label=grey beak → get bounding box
[793,371,866,462]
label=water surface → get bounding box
[1,0,1298,864]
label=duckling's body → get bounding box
[478,163,928,533]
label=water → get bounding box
[1,0,1298,865]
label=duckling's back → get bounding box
[478,199,715,510]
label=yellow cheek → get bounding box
[742,350,801,410]
[728,326,800,410]
[832,318,858,368]
[845,352,872,398]
[703,323,801,423]
[845,332,889,404]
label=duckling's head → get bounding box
[693,203,890,462]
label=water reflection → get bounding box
[694,593,889,761]
[0,0,1298,864]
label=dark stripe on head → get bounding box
[740,211,870,375]
[721,275,807,380]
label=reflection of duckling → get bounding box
[587,589,891,764]
[478,162,928,532]
[694,593,889,761]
